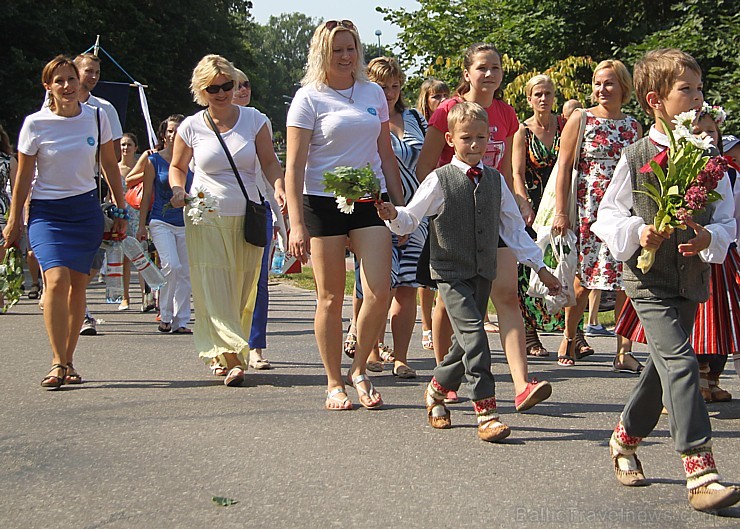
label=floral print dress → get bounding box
[576,111,640,290]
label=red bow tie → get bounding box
[639,140,668,174]
[467,166,482,183]
[724,155,740,172]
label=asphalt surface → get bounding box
[1,280,739,528]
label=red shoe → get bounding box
[515,378,552,412]
[444,390,459,404]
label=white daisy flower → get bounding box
[335,196,355,214]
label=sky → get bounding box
[249,0,419,51]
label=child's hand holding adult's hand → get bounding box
[537,268,562,296]
[640,224,670,250]
[678,218,711,256]
[375,202,397,221]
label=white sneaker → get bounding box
[80,316,97,336]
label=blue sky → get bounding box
[250,1,419,50]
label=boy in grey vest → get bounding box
[592,49,738,512]
[377,102,561,442]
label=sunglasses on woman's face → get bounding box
[325,19,355,31]
[205,80,235,94]
[238,81,250,90]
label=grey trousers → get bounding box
[433,276,496,400]
[622,297,712,453]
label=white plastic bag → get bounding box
[527,228,578,314]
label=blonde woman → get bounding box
[552,59,642,369]
[416,78,449,122]
[169,55,283,387]
[285,21,404,410]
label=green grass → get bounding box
[273,267,355,295]
[275,267,617,327]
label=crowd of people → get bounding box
[1,20,739,513]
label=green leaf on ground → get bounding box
[212,496,238,507]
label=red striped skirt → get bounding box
[615,247,740,355]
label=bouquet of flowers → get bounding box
[0,247,25,313]
[636,111,727,273]
[165,187,219,225]
[322,165,381,214]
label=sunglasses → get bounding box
[325,19,356,31]
[238,80,250,90]
[204,80,235,94]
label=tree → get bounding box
[379,0,737,128]
[248,13,320,135]
[2,0,255,145]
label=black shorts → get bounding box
[303,194,387,237]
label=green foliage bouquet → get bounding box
[322,165,381,214]
[635,110,727,273]
[0,247,25,313]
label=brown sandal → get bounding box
[64,363,83,385]
[525,328,549,357]
[575,329,594,359]
[41,363,67,390]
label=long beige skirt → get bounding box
[185,214,262,367]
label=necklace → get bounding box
[330,82,355,104]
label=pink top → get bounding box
[428,96,519,170]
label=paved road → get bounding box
[1,281,739,528]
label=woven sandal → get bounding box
[525,328,549,357]
[378,343,395,363]
[574,329,594,359]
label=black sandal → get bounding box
[557,337,577,366]
[41,363,67,390]
[28,284,42,300]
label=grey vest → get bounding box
[429,164,501,281]
[622,137,711,302]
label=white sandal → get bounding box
[351,374,383,410]
[325,387,352,411]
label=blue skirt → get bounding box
[28,189,104,275]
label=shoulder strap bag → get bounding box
[205,109,268,247]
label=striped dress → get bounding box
[391,109,428,288]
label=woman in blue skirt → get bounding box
[3,55,128,389]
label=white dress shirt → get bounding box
[592,125,736,263]
[387,156,546,271]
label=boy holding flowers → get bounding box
[592,49,738,512]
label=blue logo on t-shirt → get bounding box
[367,108,377,116]
[87,137,95,146]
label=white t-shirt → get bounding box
[18,104,113,200]
[86,94,123,141]
[286,80,389,197]
[42,93,123,141]
[178,106,268,216]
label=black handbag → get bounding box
[205,110,268,247]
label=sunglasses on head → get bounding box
[325,19,356,31]
[204,80,235,94]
